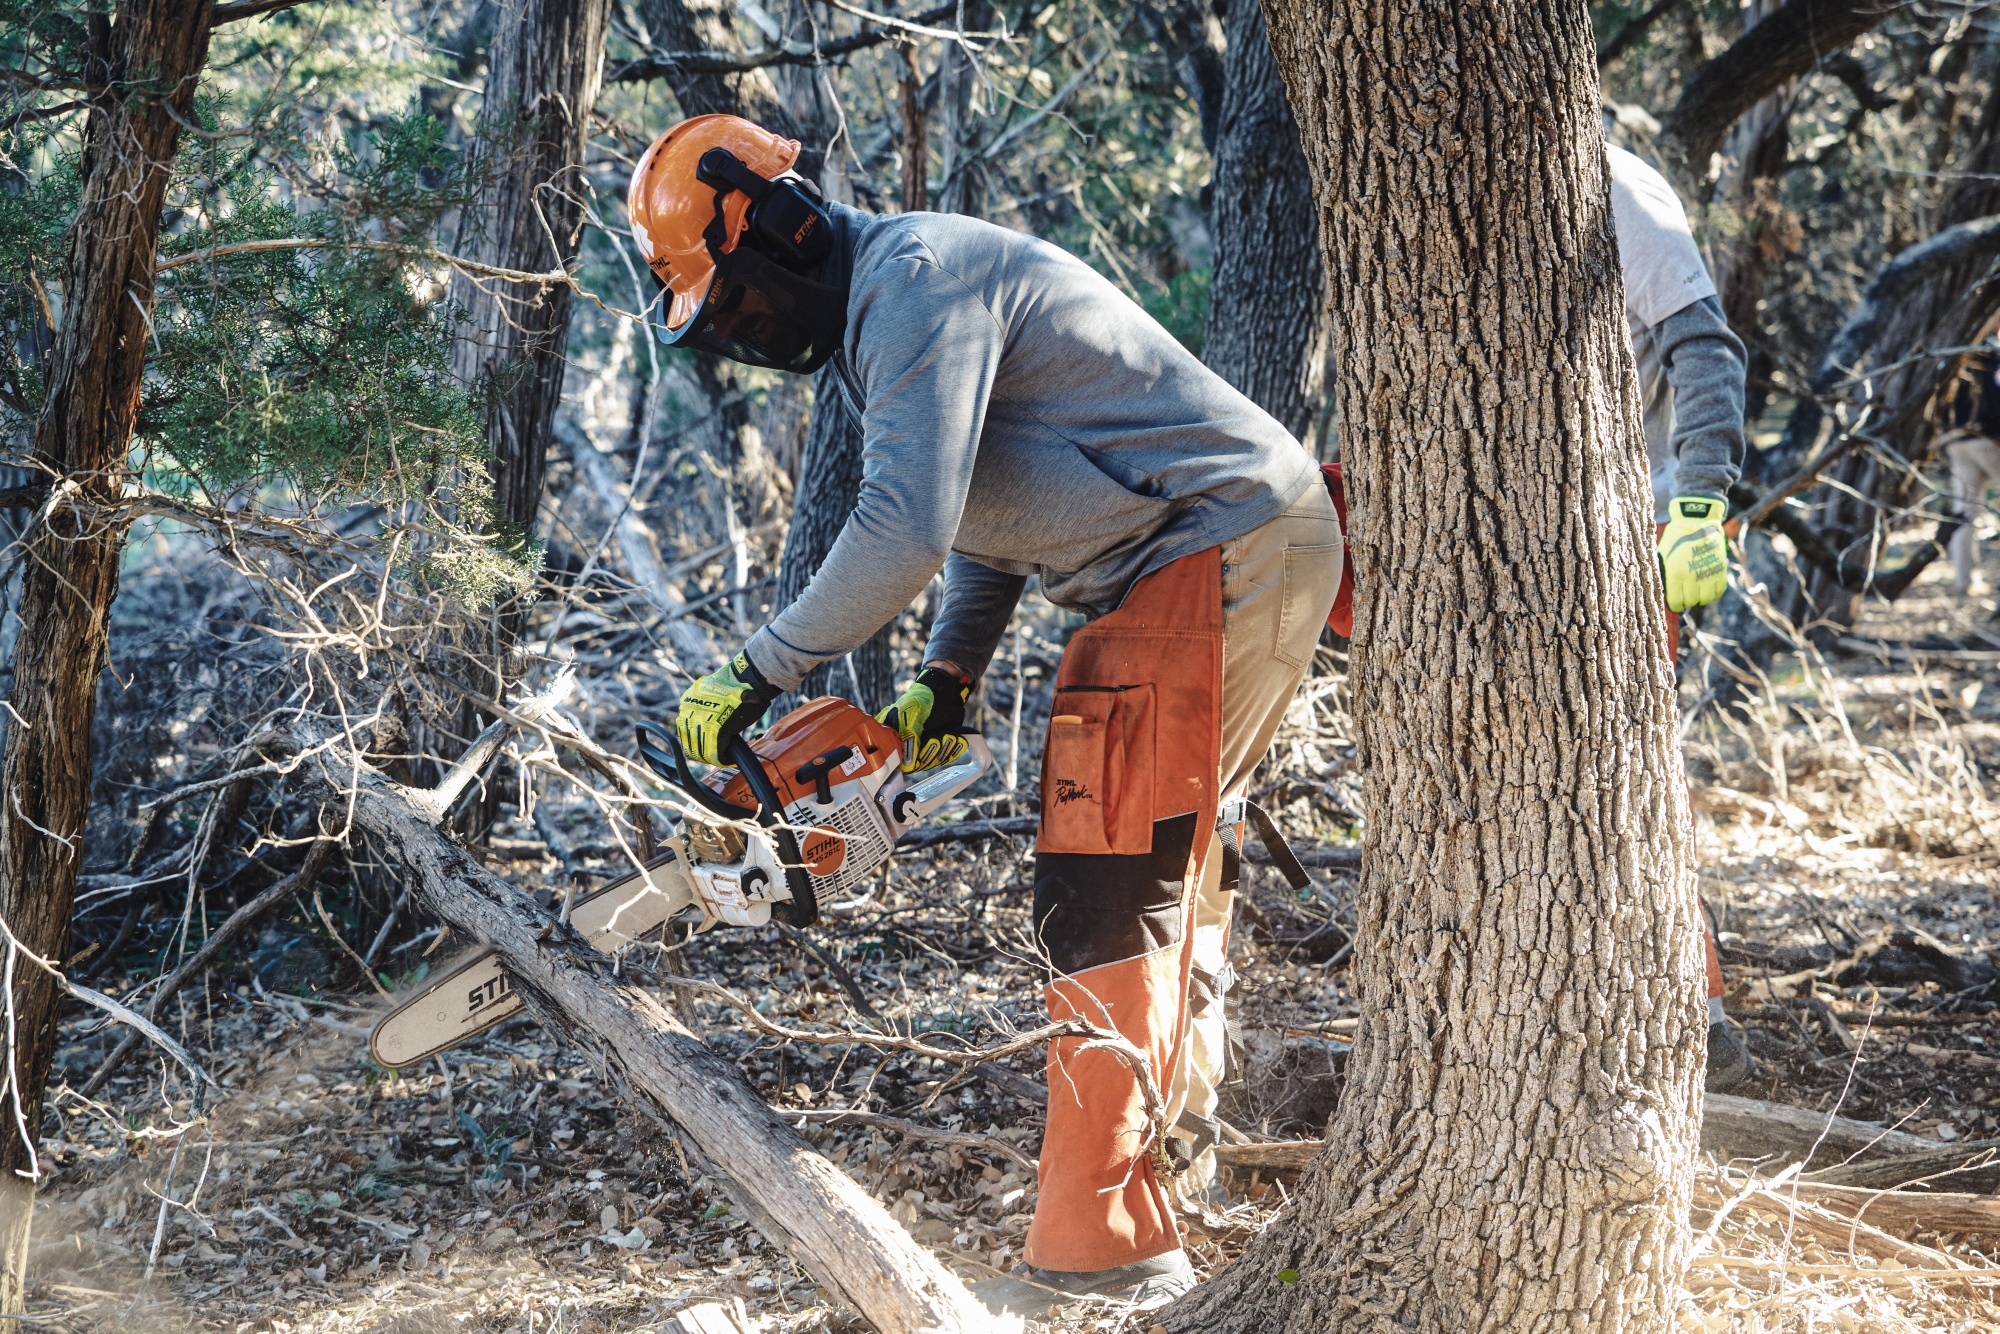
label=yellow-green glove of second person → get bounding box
[878,665,972,773]
[676,649,780,765]
[1658,494,1730,612]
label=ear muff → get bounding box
[696,147,834,273]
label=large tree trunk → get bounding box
[1199,0,1329,444]
[0,0,216,1310]
[1169,2,1703,1330]
[446,0,611,831]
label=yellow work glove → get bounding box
[1658,494,1729,612]
[675,650,780,765]
[877,665,972,773]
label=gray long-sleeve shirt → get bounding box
[1609,146,1747,514]
[744,206,1317,690]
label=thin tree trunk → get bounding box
[447,0,612,833]
[1200,0,1329,443]
[772,372,893,715]
[1705,0,1789,424]
[0,0,216,1310]
[1170,1,1703,1329]
[633,2,893,707]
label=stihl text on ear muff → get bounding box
[696,147,834,273]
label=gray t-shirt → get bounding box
[745,207,1317,689]
[1609,146,1743,516]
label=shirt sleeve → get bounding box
[1653,295,1747,502]
[1608,146,1716,329]
[923,554,1027,683]
[746,258,1005,690]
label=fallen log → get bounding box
[1779,1180,2000,1239]
[1702,1092,1936,1165]
[1806,1140,2000,1194]
[290,721,993,1334]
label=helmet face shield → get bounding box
[654,244,846,374]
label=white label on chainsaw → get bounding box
[839,749,866,776]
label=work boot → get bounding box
[1705,1016,1755,1094]
[971,1249,1196,1318]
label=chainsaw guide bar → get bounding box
[369,698,992,1069]
[369,855,695,1069]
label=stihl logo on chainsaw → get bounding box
[467,973,511,1013]
[800,828,846,873]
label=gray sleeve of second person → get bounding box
[1656,294,1747,501]
[924,554,1027,683]
[744,262,1005,690]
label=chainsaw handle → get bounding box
[726,737,819,929]
[634,723,756,822]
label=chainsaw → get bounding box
[367,696,992,1069]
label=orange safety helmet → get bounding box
[628,114,848,373]
[629,115,804,338]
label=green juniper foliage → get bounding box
[0,16,533,606]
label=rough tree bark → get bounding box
[0,0,216,1309]
[446,0,611,828]
[452,0,612,567]
[1199,0,1329,443]
[1169,1,1704,1330]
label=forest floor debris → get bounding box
[24,542,2000,1332]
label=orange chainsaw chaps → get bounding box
[1026,547,1223,1274]
[1030,949,1185,1272]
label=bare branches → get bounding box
[77,838,335,1099]
[609,3,963,80]
[1657,0,1908,186]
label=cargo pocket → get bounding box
[1039,682,1156,855]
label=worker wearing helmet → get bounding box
[636,114,1339,1314]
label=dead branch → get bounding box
[285,715,994,1333]
[79,837,335,1099]
[792,1108,1038,1175]
[1703,1091,1936,1164]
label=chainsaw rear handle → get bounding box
[726,736,819,929]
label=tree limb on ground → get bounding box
[283,717,994,1333]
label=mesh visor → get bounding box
[654,246,844,374]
